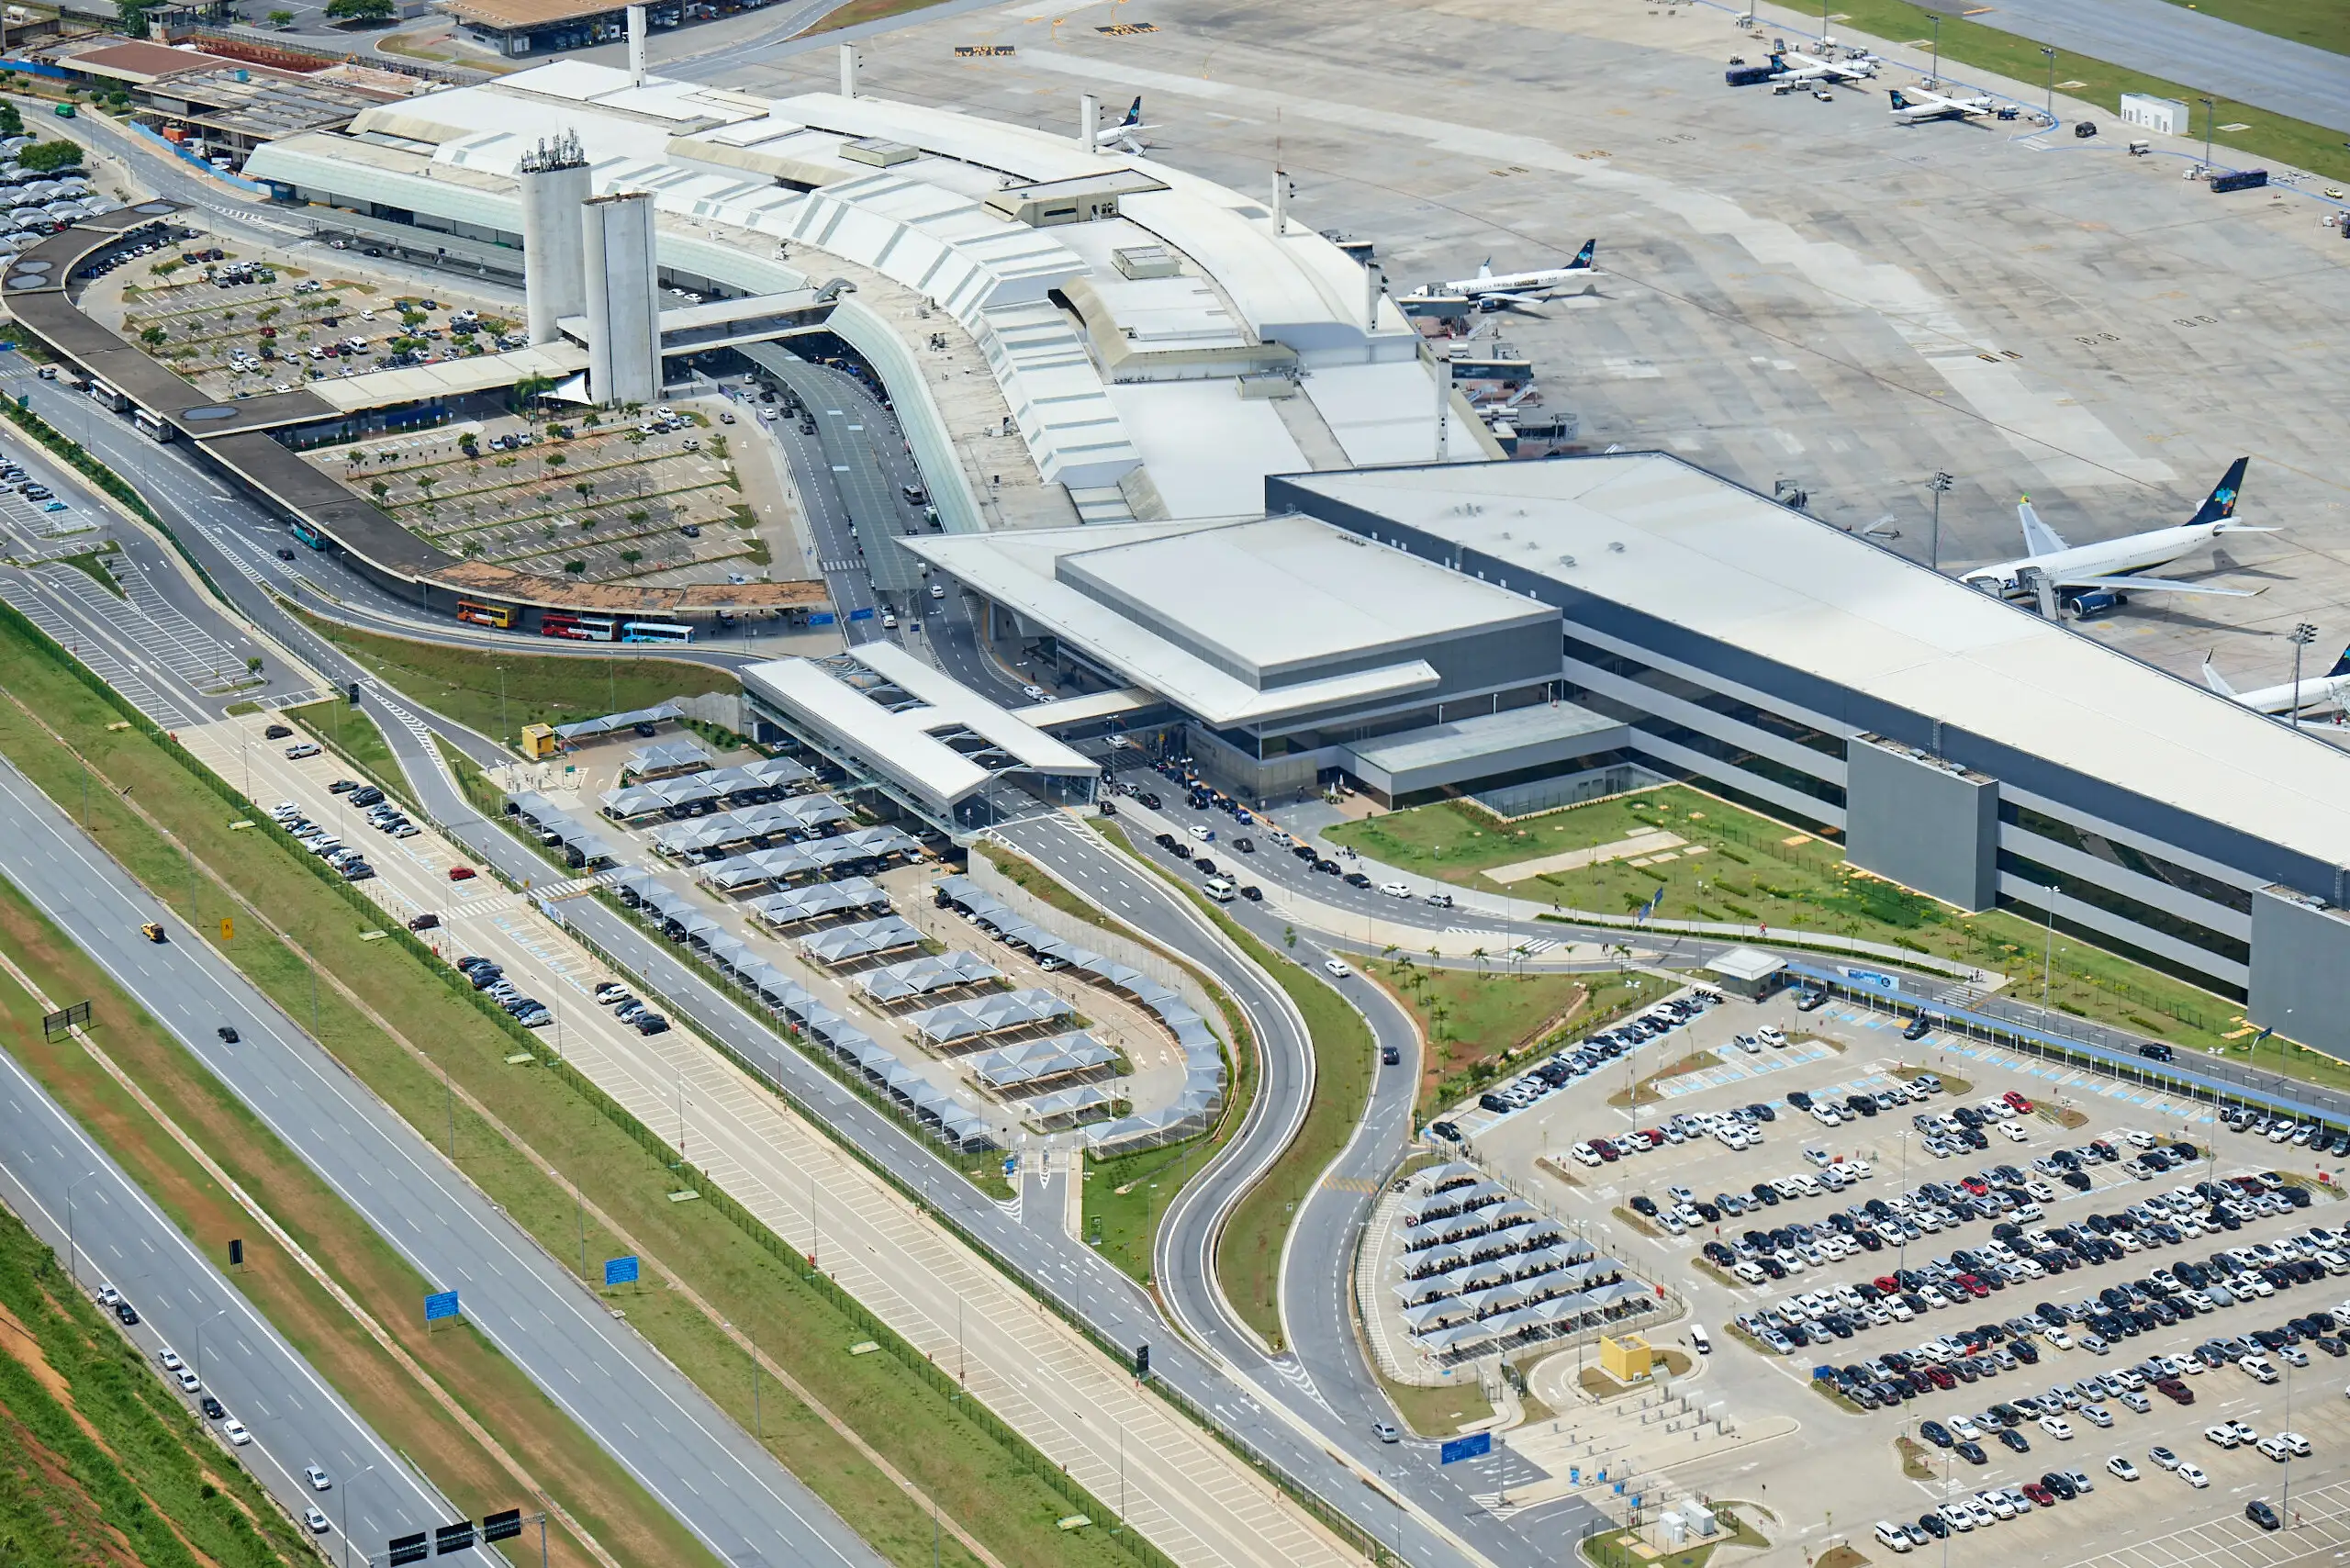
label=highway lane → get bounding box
[0,756,890,1568]
[0,1024,451,1562]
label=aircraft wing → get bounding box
[2199,653,2237,698]
[2017,498,2068,556]
[2053,574,2262,597]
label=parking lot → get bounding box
[302,401,766,586]
[1449,986,2350,1559]
[89,242,518,403]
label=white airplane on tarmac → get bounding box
[2202,646,2350,718]
[1888,85,1998,122]
[1959,458,2270,615]
[1400,241,1598,314]
[1773,49,1879,84]
[1094,96,1157,154]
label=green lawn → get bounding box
[1100,825,1374,1349]
[285,696,412,806]
[290,604,730,747]
[1334,789,2247,1053]
[0,1204,319,1568]
[1350,953,1670,1115]
[2151,0,2350,56]
[0,610,1180,1568]
[1827,0,2350,183]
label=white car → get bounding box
[1999,1122,2029,1142]
[221,1418,252,1445]
[157,1347,185,1372]
[1874,1520,1914,1553]
[2177,1461,2209,1488]
[2040,1415,2074,1439]
[1186,823,1213,841]
[1379,881,1413,900]
[304,1506,331,1535]
[2107,1455,2139,1481]
[305,1464,331,1491]
[1322,960,1351,980]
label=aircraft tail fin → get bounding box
[1889,89,1911,109]
[1122,96,1143,127]
[2328,646,2350,679]
[2018,497,2068,557]
[1572,239,1596,270]
[2188,456,2250,527]
[1476,258,1494,280]
[2200,653,2237,698]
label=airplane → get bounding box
[1959,458,2271,613]
[2202,645,2350,718]
[1888,85,1998,123]
[1094,96,1156,154]
[1772,49,1879,84]
[1399,241,1598,314]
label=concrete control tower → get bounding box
[518,130,589,345]
[582,189,661,407]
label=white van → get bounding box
[1688,1325,1711,1356]
[1203,878,1237,902]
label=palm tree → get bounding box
[1472,946,1490,980]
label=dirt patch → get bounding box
[1892,1064,1973,1095]
[1533,1157,1583,1188]
[1611,1205,1662,1238]
[1896,1435,1934,1480]
[1607,1050,1716,1107]
[1817,1546,1869,1568]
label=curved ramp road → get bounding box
[0,757,888,1568]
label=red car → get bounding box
[1640,1128,1666,1148]
[2021,1482,2057,1507]
[1960,1177,1990,1197]
[1956,1274,1990,1299]
[448,866,477,881]
[1595,1141,1619,1163]
[2004,1091,2034,1113]
[2154,1377,2194,1405]
[1925,1365,1956,1390]
[1874,1275,1902,1294]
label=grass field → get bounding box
[0,876,670,1568]
[1824,0,2350,183]
[1099,825,1374,1348]
[1375,1368,1494,1438]
[2151,0,2350,56]
[284,696,411,807]
[291,605,729,746]
[1333,789,2248,1053]
[0,1202,320,1568]
[0,610,1178,1568]
[975,845,1263,1282]
[1353,956,1671,1115]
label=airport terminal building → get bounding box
[909,454,2350,1042]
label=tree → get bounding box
[267,6,294,22]
[116,0,150,34]
[0,101,21,137]
[325,0,394,19]
[564,560,587,575]
[19,140,85,174]
[140,326,165,347]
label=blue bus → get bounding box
[621,621,693,644]
[289,521,327,550]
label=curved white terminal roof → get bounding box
[248,61,1461,516]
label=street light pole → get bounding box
[337,1462,376,1568]
[66,1171,96,1285]
[196,1307,226,1388]
[2288,622,2317,722]
[1926,472,1953,573]
[2040,46,2056,118]
[2201,96,2218,170]
[1928,13,1942,85]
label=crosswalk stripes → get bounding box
[1442,927,1559,957]
[820,558,862,573]
[1320,1175,1379,1194]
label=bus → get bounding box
[540,611,617,642]
[455,599,517,630]
[132,409,173,442]
[289,520,326,549]
[621,620,694,644]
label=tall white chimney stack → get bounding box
[626,5,646,86]
[1080,93,1100,149]
[838,42,858,99]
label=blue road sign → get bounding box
[1841,967,1901,993]
[847,606,876,622]
[423,1290,460,1323]
[1438,1431,1493,1465]
[603,1255,640,1287]
[808,611,836,626]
